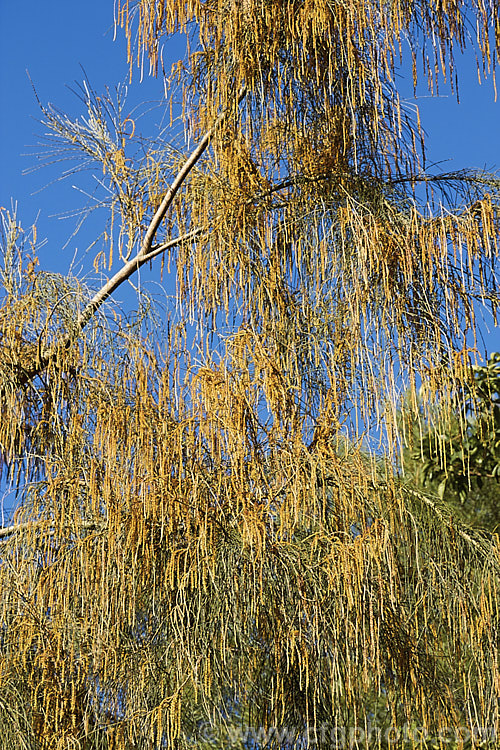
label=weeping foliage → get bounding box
[115,0,500,439]
[0,0,500,747]
[1,253,499,747]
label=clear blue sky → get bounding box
[0,0,499,354]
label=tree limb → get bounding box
[15,86,247,388]
[0,518,103,541]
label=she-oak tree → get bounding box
[1,0,500,747]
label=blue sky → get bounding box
[0,0,499,355]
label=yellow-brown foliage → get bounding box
[0,0,499,746]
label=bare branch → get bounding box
[14,87,247,388]
[0,518,103,541]
[76,228,203,331]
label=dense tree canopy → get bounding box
[0,1,500,748]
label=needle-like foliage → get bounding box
[0,1,500,748]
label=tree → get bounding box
[402,353,500,530]
[1,1,500,747]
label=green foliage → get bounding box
[403,354,500,529]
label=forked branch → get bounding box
[15,86,247,388]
